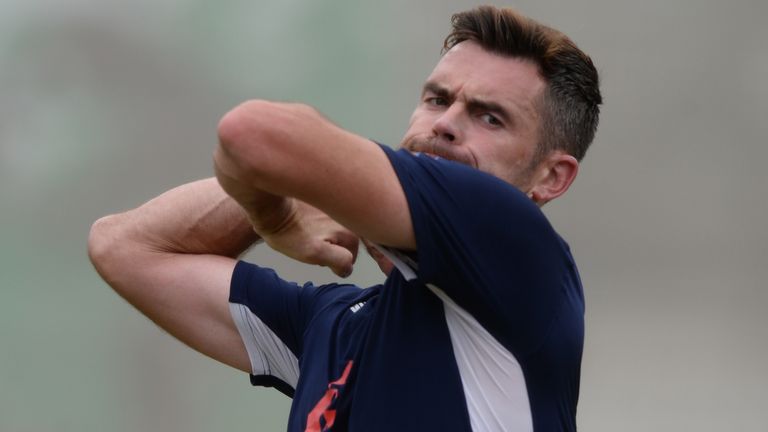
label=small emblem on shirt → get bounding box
[349,301,366,313]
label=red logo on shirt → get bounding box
[305,360,354,432]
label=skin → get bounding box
[403,41,545,189]
[402,41,579,204]
[88,41,579,375]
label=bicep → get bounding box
[217,101,415,250]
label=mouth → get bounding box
[402,136,476,168]
[425,148,477,169]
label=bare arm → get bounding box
[88,178,258,372]
[214,100,416,263]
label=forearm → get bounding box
[89,178,259,267]
[212,101,365,276]
[213,99,415,249]
[88,178,259,373]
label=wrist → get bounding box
[248,196,297,236]
[214,161,296,236]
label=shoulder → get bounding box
[380,145,555,242]
[382,145,536,205]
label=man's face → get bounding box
[401,41,546,191]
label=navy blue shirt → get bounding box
[228,145,585,431]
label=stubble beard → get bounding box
[400,134,476,168]
[400,134,536,191]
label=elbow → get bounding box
[216,100,316,176]
[217,100,277,161]
[87,214,124,283]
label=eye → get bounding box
[481,113,502,127]
[425,96,448,107]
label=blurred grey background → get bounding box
[1,0,766,431]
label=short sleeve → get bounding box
[228,261,362,395]
[380,146,574,354]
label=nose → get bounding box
[432,104,464,144]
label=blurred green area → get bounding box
[0,2,435,430]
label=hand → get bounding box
[258,199,359,278]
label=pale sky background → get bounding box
[1,0,767,431]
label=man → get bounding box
[89,6,601,432]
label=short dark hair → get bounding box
[444,6,602,163]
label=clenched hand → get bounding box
[256,199,359,278]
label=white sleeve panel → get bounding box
[229,302,300,388]
[374,245,418,280]
[428,285,533,432]
[378,244,533,431]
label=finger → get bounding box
[362,238,384,261]
[311,242,355,278]
[331,230,360,262]
[342,235,360,263]
[329,246,355,278]
[361,238,375,250]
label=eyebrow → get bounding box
[422,81,514,126]
[422,81,450,99]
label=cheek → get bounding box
[483,137,532,171]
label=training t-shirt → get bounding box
[228,144,585,431]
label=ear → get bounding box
[527,152,579,205]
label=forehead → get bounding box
[426,41,545,118]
